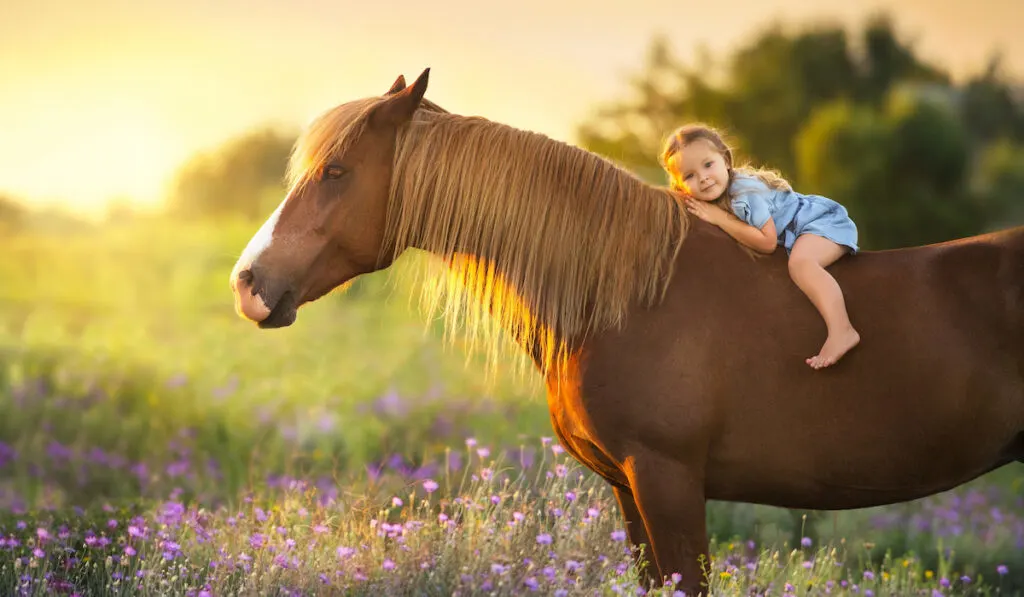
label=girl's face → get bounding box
[673,139,730,202]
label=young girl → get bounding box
[660,123,860,369]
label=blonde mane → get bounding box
[290,97,690,373]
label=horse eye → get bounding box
[322,165,347,181]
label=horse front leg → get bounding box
[612,485,659,589]
[624,451,710,596]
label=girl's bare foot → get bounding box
[806,327,860,369]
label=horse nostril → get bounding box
[237,269,254,285]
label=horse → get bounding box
[229,69,1024,594]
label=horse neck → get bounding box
[387,114,688,371]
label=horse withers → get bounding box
[230,69,1024,594]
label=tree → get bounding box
[971,139,1024,230]
[796,89,974,249]
[959,55,1024,147]
[0,193,26,231]
[724,23,861,178]
[855,14,948,105]
[166,127,296,221]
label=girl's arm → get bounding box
[684,199,778,254]
[716,213,778,254]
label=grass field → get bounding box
[0,218,1021,595]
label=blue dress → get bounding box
[728,174,859,254]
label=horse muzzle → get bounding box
[231,267,298,328]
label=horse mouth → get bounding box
[258,290,298,328]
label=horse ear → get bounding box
[370,68,430,128]
[386,75,406,95]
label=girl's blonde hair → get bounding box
[659,123,791,212]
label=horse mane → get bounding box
[289,96,690,373]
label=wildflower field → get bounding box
[0,220,1021,596]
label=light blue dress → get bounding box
[729,174,859,254]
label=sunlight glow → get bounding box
[0,92,186,210]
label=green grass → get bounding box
[0,219,1020,595]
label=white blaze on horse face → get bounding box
[231,195,289,322]
[237,195,287,272]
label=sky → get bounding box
[1,0,1022,213]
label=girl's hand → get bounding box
[685,199,725,226]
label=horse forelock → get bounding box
[286,96,451,191]
[385,109,690,373]
[286,97,381,191]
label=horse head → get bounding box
[229,70,429,328]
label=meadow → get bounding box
[0,218,1021,596]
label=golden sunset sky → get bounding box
[1,0,1021,213]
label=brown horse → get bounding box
[230,69,1024,594]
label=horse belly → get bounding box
[706,391,1018,510]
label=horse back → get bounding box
[880,226,1024,350]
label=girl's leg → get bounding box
[788,234,860,369]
